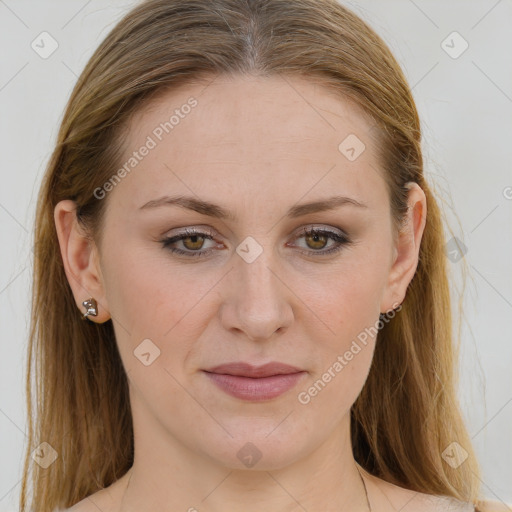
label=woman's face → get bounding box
[73,74,424,470]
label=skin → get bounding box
[53,73,471,512]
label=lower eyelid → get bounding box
[162,228,351,256]
[163,234,217,249]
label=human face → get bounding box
[93,73,407,471]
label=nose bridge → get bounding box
[221,242,293,339]
[236,243,281,310]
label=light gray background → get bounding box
[1,0,511,509]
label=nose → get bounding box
[219,249,294,342]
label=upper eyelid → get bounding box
[163,226,348,249]
[161,227,352,261]
[165,224,346,239]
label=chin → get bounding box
[197,427,310,471]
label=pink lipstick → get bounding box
[203,362,307,401]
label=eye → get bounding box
[160,228,220,258]
[160,226,353,259]
[290,226,352,256]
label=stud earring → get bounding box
[82,298,98,320]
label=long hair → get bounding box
[20,0,482,510]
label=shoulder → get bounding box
[60,500,93,512]
[60,492,112,512]
[474,500,512,512]
[366,471,511,512]
[382,485,475,511]
[59,470,131,512]
[359,467,476,511]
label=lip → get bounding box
[205,362,304,378]
[203,362,307,401]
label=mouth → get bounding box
[202,362,307,401]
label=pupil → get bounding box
[308,232,326,249]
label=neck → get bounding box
[118,405,371,511]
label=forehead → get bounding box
[129,74,376,149]
[110,74,385,213]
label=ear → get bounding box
[54,200,111,323]
[380,182,427,314]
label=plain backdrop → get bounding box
[0,0,511,510]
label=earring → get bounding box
[82,298,98,320]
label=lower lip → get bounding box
[203,371,307,401]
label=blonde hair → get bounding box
[21,0,482,510]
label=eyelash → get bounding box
[160,227,352,259]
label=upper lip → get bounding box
[203,362,304,378]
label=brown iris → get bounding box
[305,231,328,250]
[182,234,205,250]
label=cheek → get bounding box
[294,260,384,416]
[101,245,219,369]
[299,246,389,345]
[102,242,191,331]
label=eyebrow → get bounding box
[139,194,367,220]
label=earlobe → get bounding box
[380,182,427,314]
[53,200,111,323]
